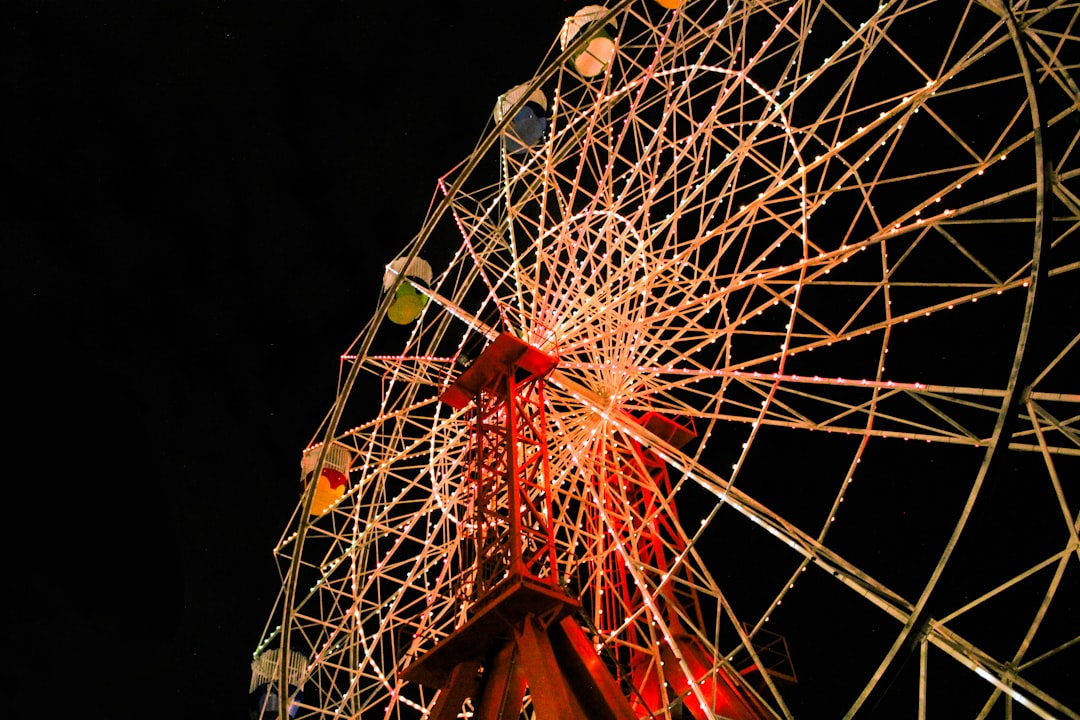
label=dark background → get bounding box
[6,2,571,718]
[7,2,1077,719]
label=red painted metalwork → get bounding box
[599,411,778,719]
[441,333,560,600]
[405,334,638,719]
[408,334,778,718]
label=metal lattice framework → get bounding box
[253,1,1080,718]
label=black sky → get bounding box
[7,2,571,718]
[8,2,1079,719]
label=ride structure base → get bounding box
[401,573,637,720]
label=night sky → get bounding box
[7,2,1078,719]
[7,2,570,718]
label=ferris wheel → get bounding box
[251,1,1080,718]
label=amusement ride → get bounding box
[250,1,1080,717]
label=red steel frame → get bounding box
[405,334,777,718]
[464,365,559,599]
[404,334,638,720]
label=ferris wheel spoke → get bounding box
[550,353,1071,717]
[925,621,1076,720]
[666,438,1077,720]
[592,363,1080,456]
[547,365,904,600]
[541,405,797,713]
